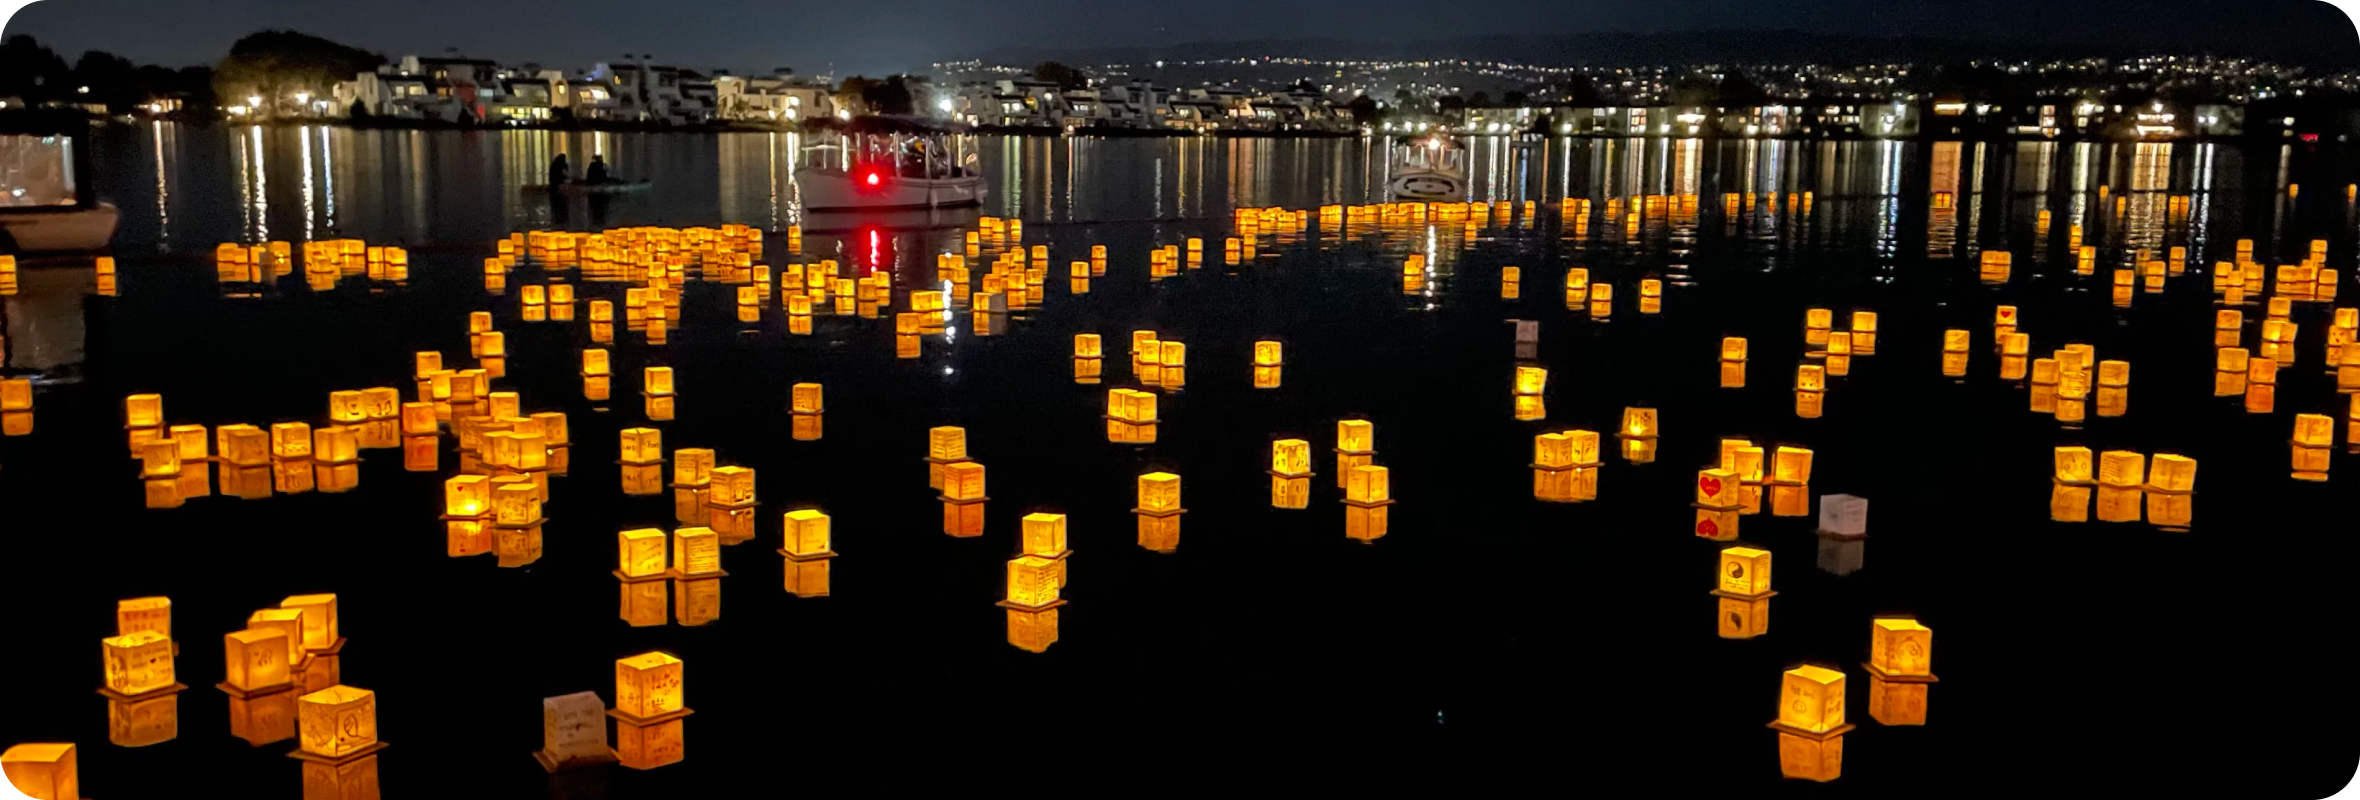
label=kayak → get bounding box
[521,181,652,195]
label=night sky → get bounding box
[4,0,2356,76]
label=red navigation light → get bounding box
[865,171,881,186]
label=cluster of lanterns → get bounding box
[1769,617,1937,782]
[120,387,415,508]
[33,182,2360,794]
[211,239,413,291]
[533,652,691,772]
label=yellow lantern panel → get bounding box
[2149,454,2197,492]
[942,462,987,501]
[614,652,685,718]
[1778,665,1847,733]
[1137,472,1183,512]
[2054,446,2094,483]
[1868,619,1934,677]
[928,426,968,461]
[1718,546,1772,596]
[296,685,377,758]
[2098,450,2146,487]
[791,382,824,414]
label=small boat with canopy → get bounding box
[1386,133,1468,202]
[797,115,984,213]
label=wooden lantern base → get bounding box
[1766,721,1855,740]
[615,458,667,466]
[1530,460,1603,470]
[941,495,991,505]
[216,681,297,699]
[1861,663,1940,684]
[1266,469,1317,479]
[98,682,187,701]
[535,746,619,774]
[1691,500,1744,513]
[2140,484,2192,496]
[1709,589,1779,601]
[613,569,668,584]
[1131,506,1187,517]
[779,549,839,562]
[608,707,694,726]
[1815,528,1867,542]
[1342,498,1397,509]
[304,638,348,657]
[670,481,711,489]
[996,598,1068,612]
[493,517,548,529]
[289,741,389,765]
[667,568,730,580]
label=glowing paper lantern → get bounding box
[1717,546,1774,597]
[1,744,81,800]
[124,393,164,428]
[617,528,667,579]
[1272,439,1313,477]
[791,383,823,414]
[619,428,664,465]
[101,630,178,696]
[1776,665,1848,734]
[280,594,341,652]
[296,685,379,759]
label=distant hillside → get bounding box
[966,29,2360,69]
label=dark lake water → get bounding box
[4,124,2359,795]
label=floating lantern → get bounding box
[791,383,824,414]
[1772,446,1814,485]
[124,393,163,428]
[1775,665,1849,735]
[1795,364,1826,393]
[1618,407,1659,440]
[1721,337,1748,361]
[942,462,987,502]
[617,528,667,579]
[1716,546,1774,597]
[1344,465,1392,505]
[1941,330,1970,377]
[1,744,81,800]
[2148,454,2197,495]
[671,527,722,578]
[101,629,178,697]
[1004,556,1063,609]
[314,426,359,465]
[2054,446,2095,485]
[1107,388,1157,424]
[1337,420,1375,454]
[2098,450,2146,488]
[1136,472,1183,514]
[494,483,542,526]
[619,428,664,465]
[643,367,675,398]
[295,684,379,760]
[1254,340,1284,367]
[1272,439,1314,477]
[1867,619,1934,678]
[708,466,756,508]
[1073,334,1103,359]
[272,422,313,459]
[1514,366,1547,396]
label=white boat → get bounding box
[797,116,984,213]
[1386,134,1468,202]
[0,118,119,254]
